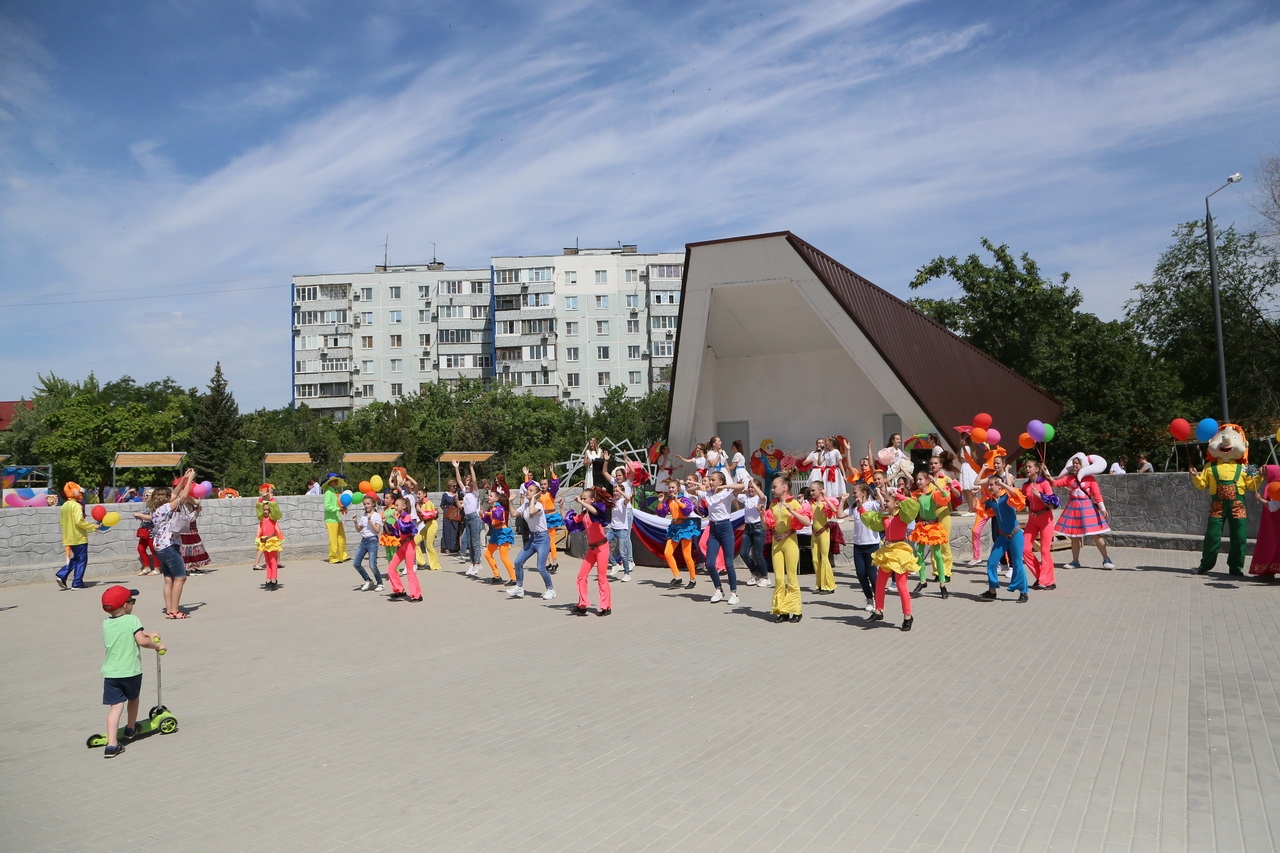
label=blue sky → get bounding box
[1,0,1277,408]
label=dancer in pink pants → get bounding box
[567,488,612,616]
[1021,459,1060,590]
[385,497,422,602]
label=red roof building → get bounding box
[0,400,34,432]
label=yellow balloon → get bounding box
[370,475,384,491]
[1275,427,1280,443]
[102,511,121,527]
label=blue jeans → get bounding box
[987,531,1028,593]
[607,525,633,571]
[741,521,766,577]
[57,543,89,587]
[853,543,878,600]
[155,544,187,578]
[513,530,553,590]
[353,537,382,584]
[704,518,738,592]
[464,512,484,565]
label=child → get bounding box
[482,489,517,585]
[844,483,882,611]
[981,476,1029,602]
[351,496,384,591]
[385,497,422,601]
[415,490,441,571]
[255,484,284,591]
[657,479,699,588]
[98,585,164,758]
[606,468,635,582]
[566,487,612,615]
[860,491,919,630]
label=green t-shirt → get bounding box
[101,614,144,679]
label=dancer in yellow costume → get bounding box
[768,473,811,622]
[415,490,441,570]
[809,482,839,594]
[322,473,350,563]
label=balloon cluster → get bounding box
[90,505,121,528]
[191,480,214,499]
[969,413,1000,446]
[1018,419,1056,449]
[1169,418,1221,443]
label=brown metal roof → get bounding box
[341,452,403,464]
[263,452,313,465]
[437,452,496,463]
[665,232,1062,451]
[113,452,187,468]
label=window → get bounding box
[418,358,431,371]
[629,371,641,384]
[501,371,524,387]
[389,310,402,324]
[294,285,318,302]
[390,383,403,397]
[652,340,675,356]
[294,360,309,373]
[495,269,519,284]
[626,319,640,334]
[628,345,641,360]
[594,270,607,284]
[528,344,548,359]
[529,370,550,386]
[496,320,516,335]
[470,280,488,294]
[471,305,488,320]
[530,267,552,282]
[625,294,639,309]
[565,321,579,336]
[389,358,402,373]
[445,280,465,294]
[361,312,374,324]
[362,384,374,397]
[495,296,518,311]
[651,315,678,329]
[566,347,579,361]
[443,354,467,368]
[361,336,374,349]
[388,286,401,299]
[475,354,492,369]
[497,347,522,362]
[521,293,551,307]
[418,333,432,347]
[521,319,554,334]
[652,290,680,305]
[440,305,466,319]
[295,383,317,398]
[625,269,638,283]
[564,296,578,310]
[597,372,611,386]
[595,295,609,309]
[389,335,402,348]
[298,335,318,350]
[597,346,610,360]
[417,285,430,299]
[596,320,609,335]
[362,360,373,374]
[294,309,349,324]
[361,287,374,301]
[439,329,472,344]
[567,373,580,387]
[418,310,431,323]
[565,271,577,285]
[653,264,683,280]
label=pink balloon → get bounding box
[986,428,1002,445]
[191,482,210,498]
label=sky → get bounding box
[1,0,1277,409]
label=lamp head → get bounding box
[1228,173,1243,183]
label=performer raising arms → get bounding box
[910,471,950,599]
[767,472,811,623]
[676,444,707,479]
[566,488,612,616]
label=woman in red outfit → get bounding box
[1021,459,1060,590]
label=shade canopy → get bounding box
[341,452,403,464]
[437,452,496,464]
[113,452,187,468]
[263,452,314,465]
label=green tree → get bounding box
[909,239,1181,464]
[1125,222,1280,428]
[187,363,241,485]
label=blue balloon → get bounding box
[340,492,353,507]
[1195,418,1219,443]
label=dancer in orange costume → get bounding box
[657,479,698,588]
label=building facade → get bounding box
[292,245,683,416]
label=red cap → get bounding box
[101,585,140,613]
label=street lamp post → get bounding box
[1205,173,1242,423]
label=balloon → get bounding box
[1169,418,1191,441]
[358,481,372,493]
[986,428,1002,445]
[1267,482,1280,502]
[370,475,384,491]
[91,505,107,522]
[1195,418,1219,443]
[191,482,210,499]
[340,492,352,507]
[102,511,121,527]
[1275,427,1280,443]
[972,413,993,429]
[1042,424,1056,442]
[1018,432,1035,449]
[970,427,988,445]
[1027,420,1046,442]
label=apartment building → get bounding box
[291,245,684,415]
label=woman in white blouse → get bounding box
[696,472,747,604]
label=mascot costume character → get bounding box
[1191,424,1261,576]
[322,472,350,564]
[56,481,99,589]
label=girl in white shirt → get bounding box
[739,477,770,587]
[843,483,883,611]
[697,472,747,604]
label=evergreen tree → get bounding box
[188,363,241,485]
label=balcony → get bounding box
[494,280,555,296]
[495,304,555,321]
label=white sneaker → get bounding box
[507,586,524,598]
[609,566,621,578]
[710,589,724,603]
[620,573,631,582]
[361,580,374,591]
[758,576,773,588]
[542,588,557,600]
[1102,559,1116,569]
[744,576,757,586]
[864,598,875,612]
[466,565,480,577]
[375,584,384,592]
[728,592,739,605]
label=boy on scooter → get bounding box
[99,585,164,758]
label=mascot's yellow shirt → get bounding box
[60,500,97,546]
[1191,462,1262,494]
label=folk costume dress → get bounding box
[1249,464,1280,577]
[1021,477,1060,586]
[255,496,284,583]
[1051,474,1109,539]
[768,496,810,617]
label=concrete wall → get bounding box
[1093,472,1261,538]
[0,496,333,585]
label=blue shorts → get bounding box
[103,674,142,705]
[156,545,187,578]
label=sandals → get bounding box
[164,610,190,619]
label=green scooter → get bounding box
[86,638,178,748]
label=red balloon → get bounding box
[90,505,107,522]
[1018,432,1035,449]
[970,427,989,445]
[972,413,993,429]
[1267,482,1280,502]
[1169,418,1191,441]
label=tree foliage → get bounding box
[188,363,241,484]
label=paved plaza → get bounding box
[3,546,1279,852]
